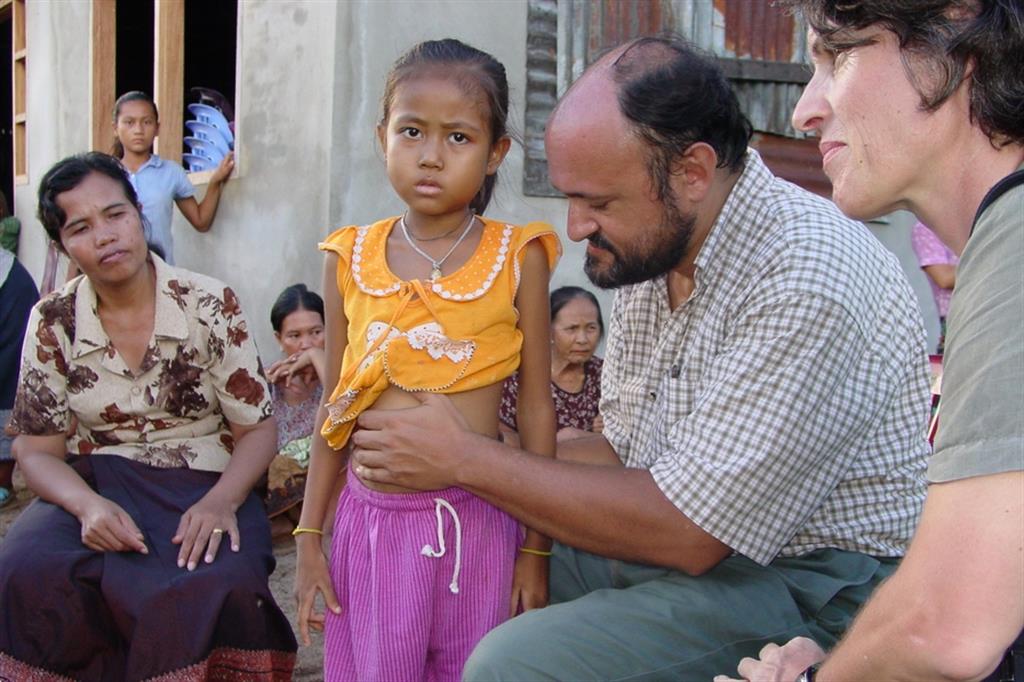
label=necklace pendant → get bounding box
[430,265,443,280]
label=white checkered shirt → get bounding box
[601,151,931,565]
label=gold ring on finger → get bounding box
[212,528,224,534]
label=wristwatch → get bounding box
[795,665,817,682]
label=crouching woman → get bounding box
[0,152,296,681]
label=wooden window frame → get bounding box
[91,0,116,157]
[90,0,239,185]
[6,0,27,185]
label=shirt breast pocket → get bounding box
[660,356,701,433]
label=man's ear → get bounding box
[667,142,718,203]
[376,124,388,158]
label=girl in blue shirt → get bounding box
[111,91,233,265]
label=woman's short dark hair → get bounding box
[271,284,325,333]
[608,36,753,202]
[781,0,1024,147]
[550,285,604,338]
[37,152,142,248]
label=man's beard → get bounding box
[584,196,695,289]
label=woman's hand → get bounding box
[78,494,149,554]
[14,434,147,554]
[172,492,239,571]
[509,551,549,617]
[267,348,325,388]
[294,535,341,646]
[714,637,826,682]
[592,414,604,434]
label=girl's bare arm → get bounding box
[513,240,558,515]
[508,241,557,613]
[175,152,235,232]
[294,252,348,644]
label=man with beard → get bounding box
[349,36,932,681]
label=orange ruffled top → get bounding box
[318,215,561,449]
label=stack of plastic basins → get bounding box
[183,100,234,173]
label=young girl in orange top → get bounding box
[294,39,560,681]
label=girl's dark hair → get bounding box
[37,152,144,248]
[608,36,753,202]
[550,285,604,338]
[111,91,159,158]
[380,38,511,215]
[271,284,325,333]
[781,0,1024,147]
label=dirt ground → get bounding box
[0,469,327,681]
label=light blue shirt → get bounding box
[128,154,194,265]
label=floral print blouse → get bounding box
[270,381,322,451]
[499,357,603,432]
[9,256,272,473]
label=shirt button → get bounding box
[132,386,142,396]
[648,391,657,400]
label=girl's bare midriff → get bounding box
[356,382,503,494]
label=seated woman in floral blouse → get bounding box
[263,284,342,534]
[499,286,604,445]
[0,153,296,681]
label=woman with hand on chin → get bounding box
[0,152,295,681]
[499,286,604,446]
[263,284,345,535]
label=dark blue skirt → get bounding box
[0,455,296,681]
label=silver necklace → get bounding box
[399,213,476,280]
[405,218,464,242]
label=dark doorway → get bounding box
[115,0,154,98]
[184,0,237,112]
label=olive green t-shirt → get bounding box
[928,165,1024,481]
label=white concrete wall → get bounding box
[12,0,92,279]
[174,0,340,360]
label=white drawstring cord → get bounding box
[421,497,462,594]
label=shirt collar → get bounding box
[693,148,774,276]
[151,254,190,341]
[134,154,164,173]
[71,253,189,361]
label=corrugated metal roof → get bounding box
[524,0,819,196]
[752,132,832,197]
[716,0,796,61]
[588,0,668,56]
[733,79,808,138]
